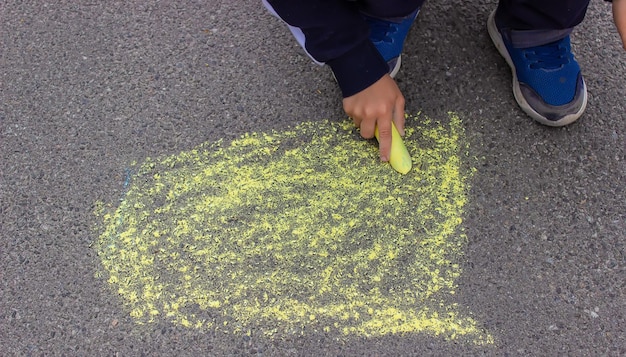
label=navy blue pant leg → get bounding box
[496,0,591,30]
[357,0,425,18]
[495,0,592,47]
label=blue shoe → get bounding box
[363,8,420,78]
[487,10,587,126]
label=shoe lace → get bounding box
[524,42,569,70]
[367,19,397,43]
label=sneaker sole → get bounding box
[487,10,587,127]
[389,54,401,78]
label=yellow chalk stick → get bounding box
[374,122,412,174]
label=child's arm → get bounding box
[264,0,404,162]
[613,0,626,49]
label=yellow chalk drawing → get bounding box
[95,112,492,344]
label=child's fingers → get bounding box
[614,0,626,50]
[376,117,393,162]
[358,116,376,139]
[393,95,406,136]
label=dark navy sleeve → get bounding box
[265,0,389,97]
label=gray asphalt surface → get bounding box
[1,0,625,356]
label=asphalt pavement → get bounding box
[1,0,625,356]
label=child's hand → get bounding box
[614,0,626,50]
[342,75,405,162]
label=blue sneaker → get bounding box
[363,8,420,78]
[487,10,587,126]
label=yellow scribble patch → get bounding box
[95,113,492,344]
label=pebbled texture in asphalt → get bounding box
[1,0,625,355]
